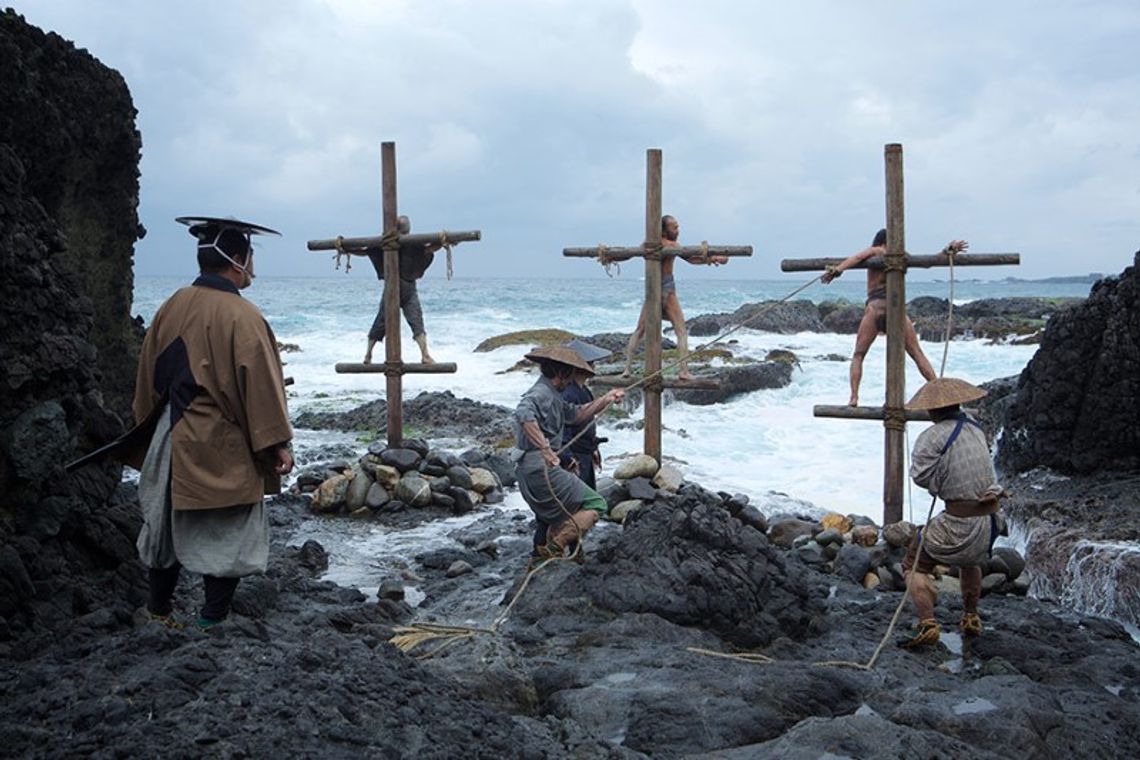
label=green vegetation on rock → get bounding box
[475,328,577,353]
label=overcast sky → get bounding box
[19,0,1140,280]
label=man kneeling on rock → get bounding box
[513,346,624,563]
[900,377,1006,648]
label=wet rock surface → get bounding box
[0,10,144,417]
[685,296,1076,343]
[2,479,1138,757]
[294,390,515,446]
[1003,468,1140,630]
[421,485,1138,758]
[0,11,143,651]
[997,253,1140,475]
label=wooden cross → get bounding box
[563,148,752,463]
[307,141,481,448]
[780,143,1020,524]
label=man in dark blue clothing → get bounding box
[560,339,613,489]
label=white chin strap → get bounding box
[199,228,254,278]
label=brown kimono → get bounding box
[131,275,292,511]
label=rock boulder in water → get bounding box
[468,467,498,494]
[768,517,817,549]
[673,362,793,405]
[381,448,421,473]
[613,454,658,480]
[395,474,432,507]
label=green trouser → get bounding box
[581,485,608,515]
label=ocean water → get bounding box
[132,273,1092,527]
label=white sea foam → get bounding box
[134,274,1083,524]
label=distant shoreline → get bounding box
[130,273,1107,284]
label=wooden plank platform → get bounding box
[813,405,931,421]
[335,362,458,374]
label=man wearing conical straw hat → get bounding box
[513,346,625,563]
[899,377,1006,648]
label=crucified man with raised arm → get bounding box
[821,228,967,406]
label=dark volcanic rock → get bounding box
[0,10,144,417]
[997,253,1140,474]
[672,362,793,405]
[0,520,596,759]
[294,390,514,446]
[687,299,824,336]
[511,485,829,648]
[0,13,144,644]
[459,447,517,488]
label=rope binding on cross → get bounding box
[883,407,908,432]
[439,230,455,281]
[597,243,620,278]
[333,235,352,273]
[882,252,907,273]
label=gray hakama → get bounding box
[513,377,586,524]
[137,403,269,578]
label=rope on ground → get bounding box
[686,647,774,664]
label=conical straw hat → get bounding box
[524,345,595,376]
[906,377,987,411]
[564,338,612,363]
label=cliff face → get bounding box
[0,9,144,417]
[0,11,146,645]
[996,251,1140,474]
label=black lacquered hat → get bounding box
[175,215,281,238]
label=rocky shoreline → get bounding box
[2,474,1137,758]
[685,295,1081,345]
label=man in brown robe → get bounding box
[132,216,294,629]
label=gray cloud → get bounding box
[19,0,1140,280]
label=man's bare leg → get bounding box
[621,308,648,378]
[848,307,880,406]
[904,318,938,381]
[906,569,938,622]
[663,293,691,380]
[363,338,379,364]
[414,334,435,364]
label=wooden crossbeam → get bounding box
[780,253,1019,272]
[560,149,753,463]
[308,230,481,253]
[565,245,752,261]
[782,143,1020,524]
[335,362,458,374]
[814,405,930,422]
[307,141,479,448]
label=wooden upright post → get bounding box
[309,141,480,450]
[883,143,907,524]
[562,150,751,463]
[644,149,664,462]
[781,143,1020,525]
[380,142,403,447]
